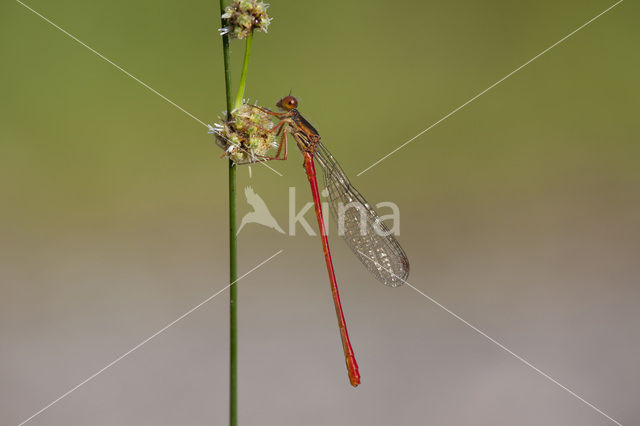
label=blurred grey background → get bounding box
[1,0,638,425]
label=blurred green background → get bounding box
[2,0,639,425]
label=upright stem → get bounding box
[220,12,233,117]
[234,31,253,109]
[228,157,237,426]
[227,31,253,426]
[218,1,237,425]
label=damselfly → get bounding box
[251,96,410,386]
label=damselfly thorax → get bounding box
[289,110,321,152]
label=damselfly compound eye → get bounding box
[276,95,298,111]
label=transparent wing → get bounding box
[314,143,409,287]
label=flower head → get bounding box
[219,0,271,40]
[209,103,277,164]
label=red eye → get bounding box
[276,95,298,111]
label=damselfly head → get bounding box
[276,95,298,111]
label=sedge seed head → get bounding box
[219,0,271,40]
[209,103,277,164]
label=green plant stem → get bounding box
[218,1,237,426]
[234,31,253,109]
[226,30,253,426]
[227,156,237,426]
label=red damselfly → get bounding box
[249,96,410,386]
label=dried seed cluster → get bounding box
[220,0,271,40]
[210,103,277,164]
